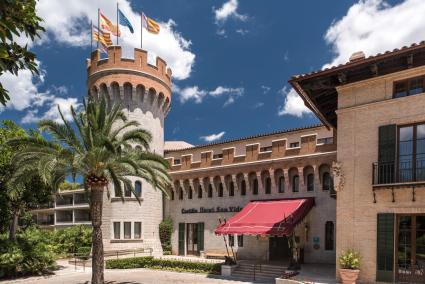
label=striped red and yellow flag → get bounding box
[142,13,160,34]
[100,12,120,36]
[93,25,112,51]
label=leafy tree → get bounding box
[8,98,171,284]
[0,0,45,105]
[159,217,173,254]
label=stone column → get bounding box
[298,167,305,191]
[269,168,276,193]
[256,171,263,193]
[283,169,290,192]
[313,165,320,192]
[231,174,239,191]
[243,173,249,193]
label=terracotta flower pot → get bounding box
[339,268,360,284]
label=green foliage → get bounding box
[59,181,82,191]
[106,256,221,274]
[51,225,92,255]
[339,249,360,270]
[76,246,91,260]
[159,217,173,254]
[0,0,45,105]
[0,227,55,278]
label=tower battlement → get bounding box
[87,46,172,116]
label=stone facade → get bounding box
[86,46,172,255]
[164,125,337,264]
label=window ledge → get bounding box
[110,239,143,243]
[111,197,143,202]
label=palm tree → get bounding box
[7,97,171,284]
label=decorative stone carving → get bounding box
[332,161,344,192]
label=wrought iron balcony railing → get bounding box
[372,161,425,185]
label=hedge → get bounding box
[106,256,221,274]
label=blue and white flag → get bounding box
[118,9,134,33]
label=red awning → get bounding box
[214,198,314,236]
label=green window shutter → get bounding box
[197,222,204,253]
[376,213,394,282]
[178,223,185,255]
[378,124,396,183]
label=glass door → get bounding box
[186,223,198,255]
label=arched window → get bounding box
[208,184,213,198]
[135,181,142,197]
[265,177,271,194]
[292,175,299,192]
[323,172,331,191]
[171,190,174,200]
[307,174,314,191]
[188,186,193,199]
[253,178,258,195]
[179,187,183,200]
[325,221,334,251]
[241,180,246,196]
[278,176,285,193]
[229,181,235,196]
[198,185,202,199]
[218,183,224,197]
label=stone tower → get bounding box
[86,46,172,255]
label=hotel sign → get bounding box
[181,206,243,214]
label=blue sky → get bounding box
[1,0,423,145]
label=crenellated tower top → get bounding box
[86,46,172,116]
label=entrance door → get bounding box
[269,236,290,261]
[397,214,425,283]
[186,223,198,255]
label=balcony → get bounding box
[372,161,425,188]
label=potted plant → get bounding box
[338,249,360,284]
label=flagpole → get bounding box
[90,20,93,52]
[116,2,119,46]
[97,9,100,50]
[141,12,143,49]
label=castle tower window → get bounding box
[208,184,213,198]
[253,178,258,195]
[171,190,174,200]
[229,181,235,196]
[198,185,202,198]
[278,176,285,193]
[134,222,142,239]
[218,183,224,197]
[124,186,131,197]
[228,235,234,247]
[188,187,193,199]
[265,177,271,194]
[292,175,299,192]
[241,180,246,196]
[237,235,244,247]
[135,181,142,197]
[325,221,334,251]
[307,174,314,191]
[124,222,131,239]
[322,172,331,191]
[113,222,120,239]
[179,188,183,200]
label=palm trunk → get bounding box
[90,185,104,284]
[9,209,19,241]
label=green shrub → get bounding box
[59,181,82,191]
[51,225,92,255]
[339,249,360,270]
[159,217,173,253]
[0,227,55,278]
[106,256,221,274]
[76,246,91,260]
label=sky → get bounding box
[2,0,425,145]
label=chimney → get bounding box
[349,51,365,62]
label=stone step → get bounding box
[235,266,285,274]
[232,270,283,278]
[229,273,276,283]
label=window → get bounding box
[124,222,131,239]
[113,222,120,239]
[134,222,142,239]
[325,221,334,251]
[317,137,334,145]
[393,77,424,98]
[289,142,300,148]
[198,185,202,199]
[213,153,223,159]
[188,187,193,199]
[241,180,246,196]
[398,123,425,182]
[124,186,131,197]
[322,172,331,191]
[253,178,258,195]
[307,173,314,191]
[228,235,234,247]
[237,235,244,247]
[218,183,224,197]
[171,190,174,200]
[174,159,181,165]
[260,146,272,152]
[278,176,285,193]
[229,181,234,196]
[135,181,142,197]
[292,175,299,192]
[208,184,213,198]
[265,177,271,194]
[179,188,183,200]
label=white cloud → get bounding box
[214,0,247,24]
[235,29,249,35]
[278,87,311,118]
[175,85,244,106]
[324,0,425,68]
[22,97,81,124]
[35,0,195,80]
[261,85,271,94]
[253,102,264,109]
[200,131,226,142]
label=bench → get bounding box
[203,250,229,259]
